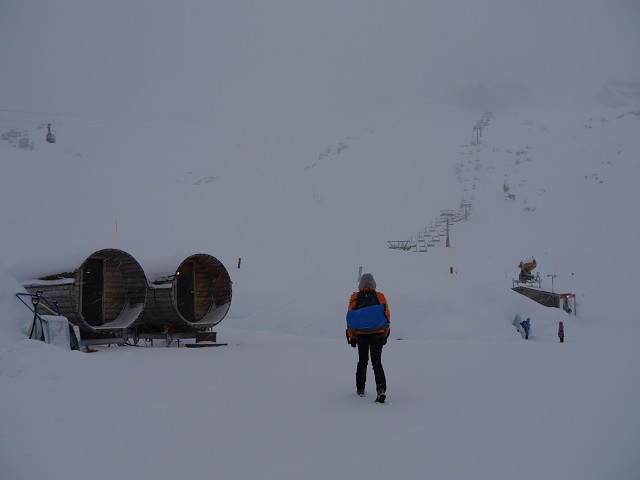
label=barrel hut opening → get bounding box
[22,249,147,333]
[139,253,232,332]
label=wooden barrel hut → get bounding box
[17,249,147,333]
[137,253,232,332]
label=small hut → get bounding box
[17,249,147,333]
[137,253,232,332]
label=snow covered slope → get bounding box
[1,1,640,479]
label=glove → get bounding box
[350,338,357,348]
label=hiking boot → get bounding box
[376,387,386,403]
[357,390,365,397]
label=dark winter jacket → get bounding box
[558,322,565,340]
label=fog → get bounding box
[2,7,640,477]
[2,0,639,127]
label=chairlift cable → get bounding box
[0,108,176,121]
[0,117,174,128]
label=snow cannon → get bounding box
[518,258,537,273]
[136,253,232,333]
[15,249,147,333]
[516,257,541,286]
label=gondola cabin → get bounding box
[46,123,56,143]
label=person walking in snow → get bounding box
[558,321,565,343]
[519,317,531,339]
[346,273,390,403]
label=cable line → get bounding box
[0,108,176,121]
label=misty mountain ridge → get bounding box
[595,78,640,108]
[1,78,639,339]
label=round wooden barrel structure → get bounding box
[138,253,232,332]
[19,249,147,333]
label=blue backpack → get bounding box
[346,290,388,333]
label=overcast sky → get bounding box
[1,0,639,128]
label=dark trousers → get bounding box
[356,333,386,391]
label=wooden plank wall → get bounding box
[103,257,125,324]
[194,261,213,320]
[211,267,232,308]
[24,283,80,324]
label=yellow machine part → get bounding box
[519,261,536,271]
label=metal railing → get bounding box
[16,291,60,340]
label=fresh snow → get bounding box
[2,1,640,479]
